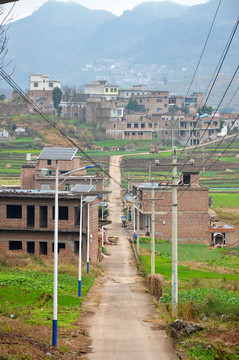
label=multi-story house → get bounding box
[21,155,103,192]
[106,114,154,140]
[130,170,238,247]
[29,74,61,91]
[133,91,169,114]
[198,113,221,142]
[84,80,119,100]
[0,148,106,261]
[85,97,126,125]
[0,188,100,261]
[132,171,210,244]
[119,85,152,99]
[27,74,61,115]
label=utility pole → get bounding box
[151,181,155,275]
[172,147,178,317]
[103,165,105,192]
[202,147,205,172]
[148,162,151,182]
[171,118,174,149]
[52,160,59,346]
[78,194,83,297]
[87,202,90,274]
[137,188,140,255]
[128,172,131,193]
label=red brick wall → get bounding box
[0,195,99,262]
[227,231,239,247]
[140,187,209,243]
[21,166,35,189]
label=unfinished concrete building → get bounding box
[0,188,101,261]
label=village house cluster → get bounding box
[125,171,239,248]
[0,74,237,146]
[24,75,238,147]
[0,147,106,261]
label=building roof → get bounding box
[38,147,78,161]
[0,188,108,199]
[72,184,93,193]
[0,0,19,3]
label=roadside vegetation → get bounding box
[138,239,239,359]
[0,251,102,359]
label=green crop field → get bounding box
[0,268,93,328]
[139,240,239,359]
[211,193,239,208]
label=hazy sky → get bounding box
[6,0,209,20]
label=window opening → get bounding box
[75,207,80,226]
[7,205,22,219]
[27,241,35,254]
[40,242,47,255]
[183,173,191,185]
[9,241,22,250]
[52,243,66,253]
[52,206,68,220]
[40,206,48,228]
[27,206,35,227]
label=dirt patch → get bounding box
[179,261,237,275]
[0,316,92,359]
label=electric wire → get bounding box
[144,14,239,201]
[151,69,239,210]
[178,65,239,173]
[0,68,123,189]
[158,111,239,218]
[186,0,222,97]
[177,16,239,162]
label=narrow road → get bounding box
[85,155,178,360]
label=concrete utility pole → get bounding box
[128,172,131,193]
[137,188,140,255]
[151,182,155,275]
[171,119,174,149]
[78,195,83,297]
[87,202,90,274]
[52,160,59,347]
[148,162,152,182]
[172,147,178,317]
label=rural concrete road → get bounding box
[85,155,178,360]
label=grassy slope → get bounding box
[0,252,102,359]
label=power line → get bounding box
[178,65,239,173]
[186,0,222,97]
[147,15,239,202]
[178,16,239,162]
[151,67,239,209]
[0,68,123,189]
[162,112,239,218]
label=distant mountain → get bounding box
[7,1,116,86]
[4,0,239,89]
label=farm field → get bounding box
[121,140,239,189]
[139,240,239,359]
[0,252,102,359]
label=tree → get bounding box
[198,105,214,115]
[0,4,16,73]
[0,94,5,100]
[181,105,189,114]
[168,104,181,114]
[52,87,63,117]
[126,97,137,111]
